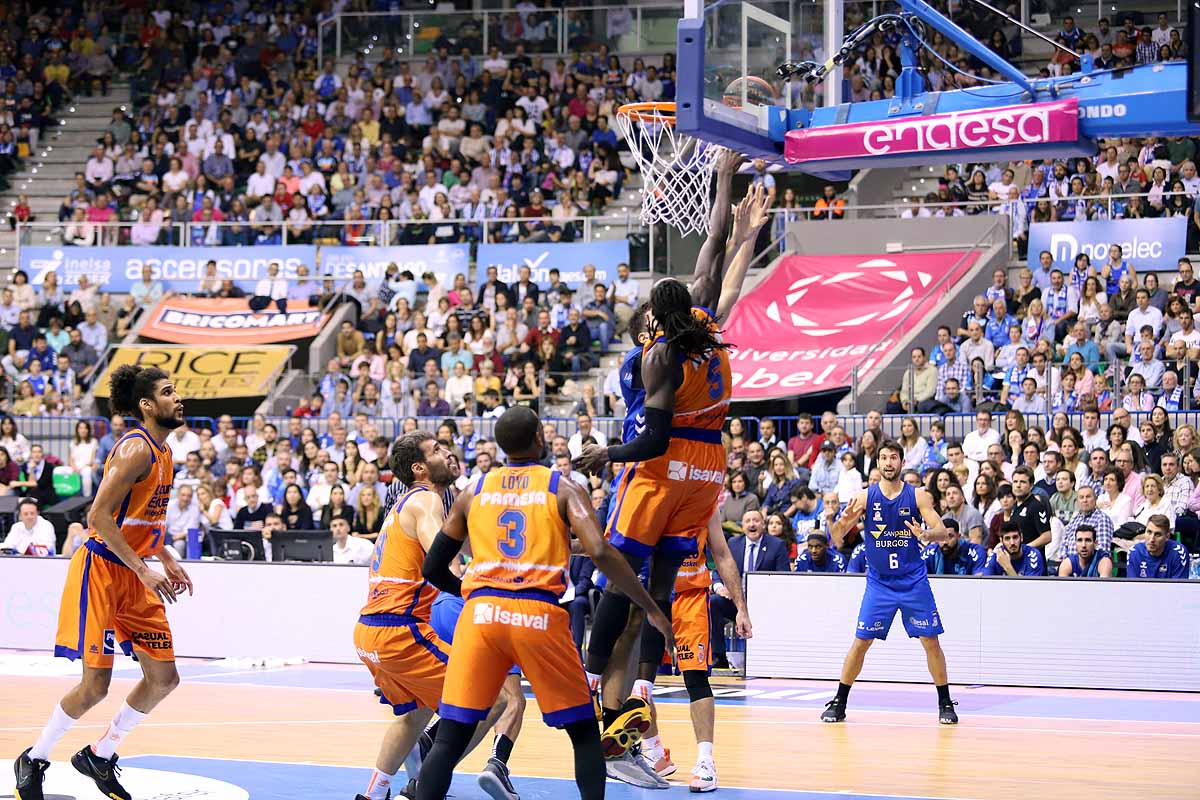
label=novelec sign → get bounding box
[1028,217,1187,272]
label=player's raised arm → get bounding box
[716,182,772,321]
[829,490,867,543]
[706,513,752,639]
[906,488,951,543]
[690,149,744,311]
[559,476,675,650]
[422,485,474,597]
[86,436,177,604]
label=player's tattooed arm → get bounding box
[706,513,752,639]
[86,437,178,604]
[561,478,675,650]
[907,488,950,543]
[422,485,473,597]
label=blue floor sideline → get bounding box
[123,755,958,800]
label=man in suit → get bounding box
[709,509,789,667]
[18,444,58,508]
[478,265,514,314]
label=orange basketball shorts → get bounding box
[439,589,592,728]
[672,587,711,673]
[354,612,449,716]
[54,541,175,669]
[607,434,725,557]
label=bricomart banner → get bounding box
[722,252,979,399]
[94,345,294,400]
[139,297,329,344]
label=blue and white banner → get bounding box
[1028,217,1187,272]
[475,240,630,289]
[318,244,470,288]
[20,246,318,293]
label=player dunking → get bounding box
[417,406,672,800]
[574,153,762,765]
[824,439,959,725]
[14,365,191,800]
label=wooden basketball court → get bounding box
[2,651,1197,799]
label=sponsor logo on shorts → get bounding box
[667,460,723,484]
[356,647,380,664]
[473,602,549,630]
[908,616,929,628]
[102,629,115,655]
[677,644,695,662]
[129,631,172,650]
[858,620,885,632]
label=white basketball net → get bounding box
[614,104,724,238]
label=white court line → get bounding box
[4,714,1196,740]
[127,752,983,800]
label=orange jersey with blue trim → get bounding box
[464,463,570,599]
[361,487,438,620]
[87,425,174,558]
[645,306,731,432]
[674,527,711,593]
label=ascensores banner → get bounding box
[139,297,329,345]
[94,345,295,400]
[20,246,317,293]
[722,251,980,399]
[475,240,629,289]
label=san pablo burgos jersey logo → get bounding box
[763,258,932,336]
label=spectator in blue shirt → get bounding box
[788,487,824,535]
[985,521,1046,576]
[1127,515,1190,579]
[845,542,866,573]
[924,518,987,575]
[808,440,842,495]
[1057,524,1113,577]
[793,530,846,573]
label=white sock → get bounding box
[642,734,664,759]
[585,671,601,691]
[365,769,394,800]
[697,741,713,761]
[631,679,654,701]
[403,743,421,777]
[29,703,77,761]
[91,702,146,759]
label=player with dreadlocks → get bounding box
[574,148,752,783]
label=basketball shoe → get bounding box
[13,747,49,800]
[600,697,651,758]
[690,758,718,793]
[71,746,131,800]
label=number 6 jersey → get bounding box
[863,482,928,589]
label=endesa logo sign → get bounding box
[784,98,1080,164]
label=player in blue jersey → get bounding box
[1126,515,1190,579]
[824,439,958,725]
[793,531,847,572]
[984,521,1046,576]
[923,518,987,575]
[846,542,866,573]
[1057,524,1113,577]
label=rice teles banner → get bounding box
[722,251,980,399]
[139,297,329,345]
[94,345,295,416]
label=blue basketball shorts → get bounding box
[431,593,522,676]
[855,577,944,640]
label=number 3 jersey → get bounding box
[464,463,570,598]
[863,482,929,589]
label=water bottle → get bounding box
[186,528,203,561]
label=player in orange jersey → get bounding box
[574,150,754,760]
[416,406,673,800]
[353,430,459,800]
[638,512,751,792]
[15,365,191,800]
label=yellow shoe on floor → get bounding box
[600,697,651,759]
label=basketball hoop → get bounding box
[614,102,724,237]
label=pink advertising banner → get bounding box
[784,98,1080,165]
[724,251,980,400]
